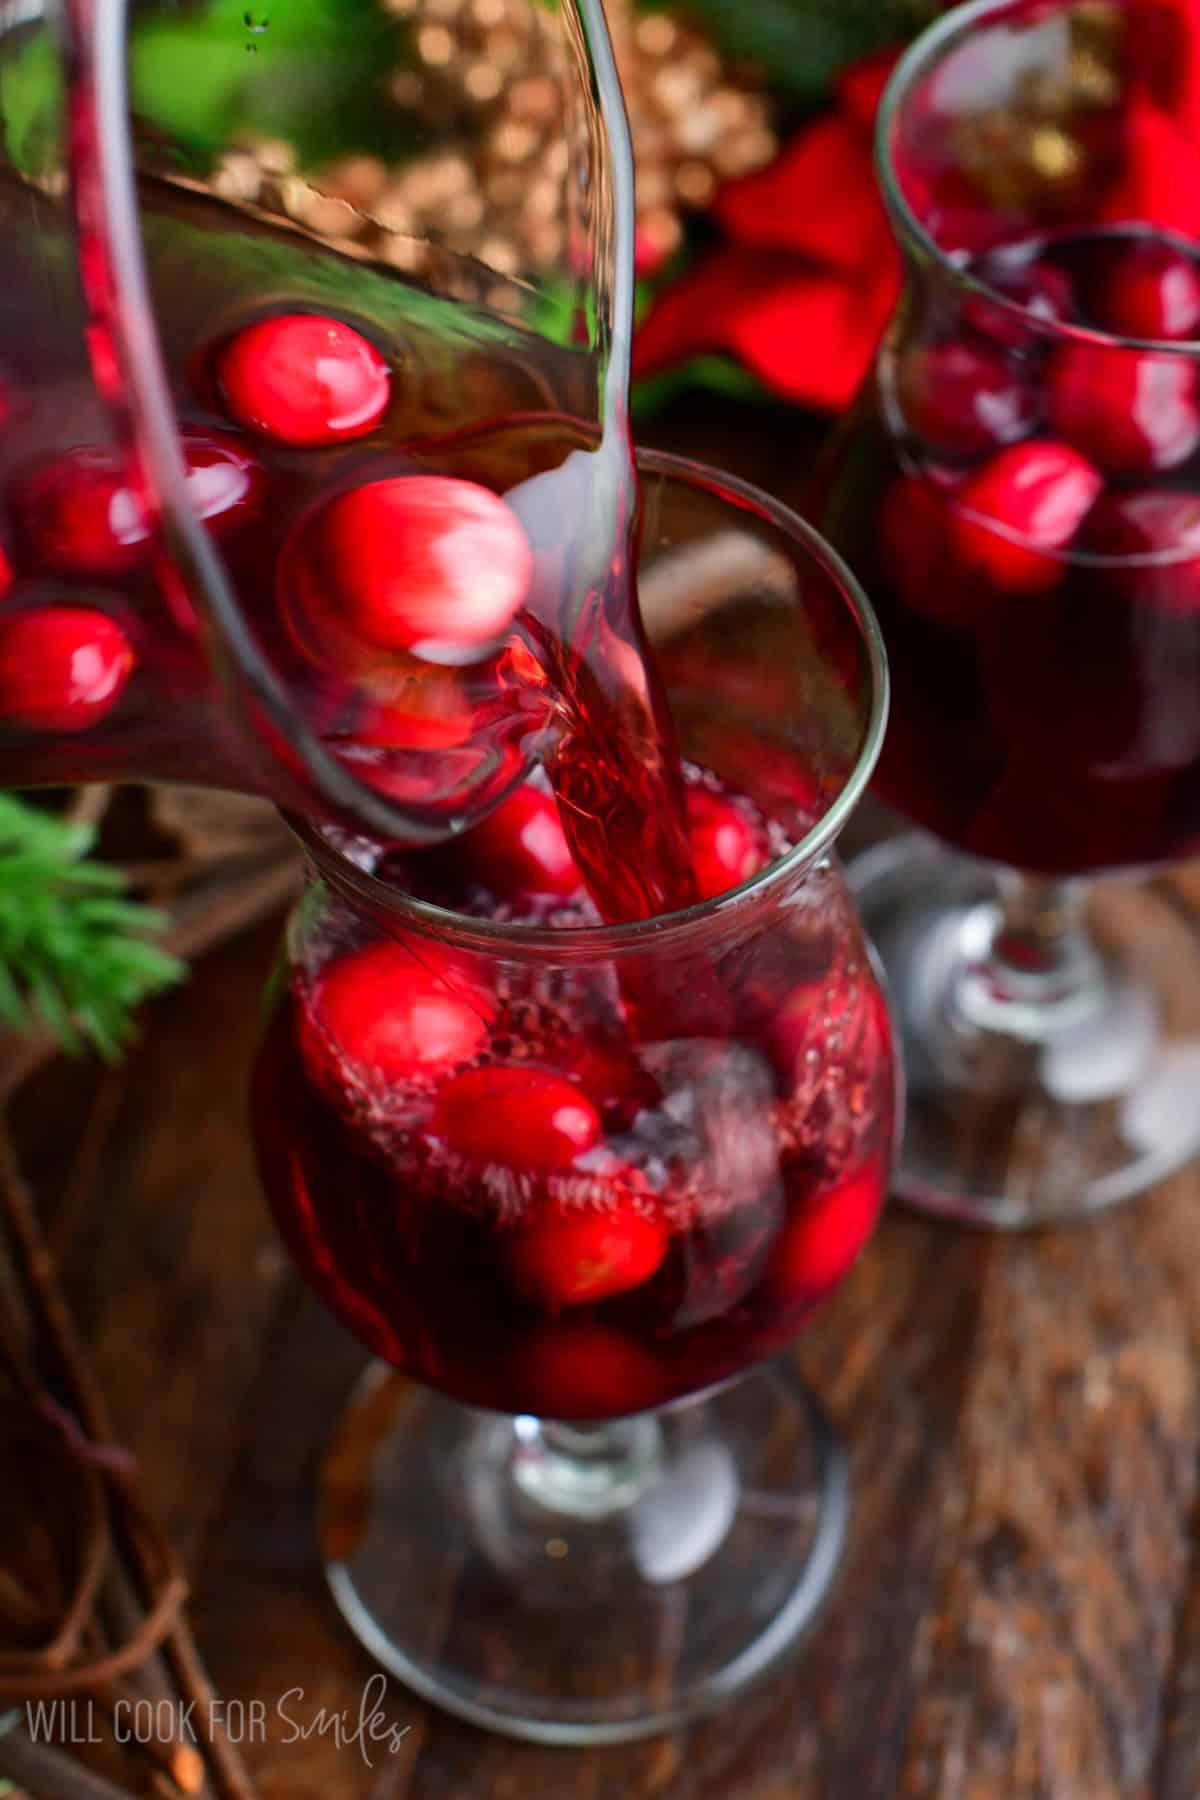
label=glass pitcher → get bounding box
[0,0,635,841]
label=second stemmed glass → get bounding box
[251,447,894,1743]
[818,0,1200,1227]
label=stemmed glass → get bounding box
[251,446,895,1742]
[0,0,631,841]
[818,0,1200,1227]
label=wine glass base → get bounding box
[320,1359,848,1745]
[852,834,1200,1229]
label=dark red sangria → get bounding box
[6,0,897,1742]
[824,221,1200,876]
[818,0,1200,1226]
[0,0,662,847]
[252,754,893,1420]
[247,451,893,1741]
[0,167,632,839]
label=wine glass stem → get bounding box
[512,1415,665,1521]
[951,872,1106,1043]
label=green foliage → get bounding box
[128,0,410,169]
[0,0,410,176]
[0,0,939,178]
[0,34,62,177]
[0,796,184,1061]
[641,0,941,103]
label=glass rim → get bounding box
[291,445,890,957]
[875,0,1200,357]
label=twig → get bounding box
[0,1452,108,1682]
[61,787,116,832]
[46,1069,127,1261]
[0,1572,48,1639]
[99,1567,214,1800]
[0,1126,257,1799]
[0,1720,141,1800]
[161,857,298,964]
[90,1681,205,1797]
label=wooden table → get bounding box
[10,404,1200,1798]
[9,870,1200,1799]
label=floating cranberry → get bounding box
[685,786,766,900]
[459,782,582,899]
[770,961,887,1091]
[1083,487,1200,615]
[286,476,532,660]
[16,449,148,574]
[506,1189,668,1308]
[16,434,263,575]
[179,428,265,529]
[0,606,134,732]
[764,1160,885,1304]
[434,1064,600,1173]
[952,440,1103,594]
[304,942,491,1085]
[993,259,1077,321]
[964,258,1077,345]
[1096,241,1200,340]
[878,472,975,627]
[510,1322,668,1418]
[897,341,1038,455]
[217,313,390,446]
[1046,343,1200,473]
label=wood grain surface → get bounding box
[8,404,1200,1798]
[6,859,1200,1800]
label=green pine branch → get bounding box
[0,795,185,1061]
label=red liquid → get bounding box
[251,767,894,1421]
[0,174,694,879]
[822,225,1200,875]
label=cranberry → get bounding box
[285,476,532,660]
[1046,343,1200,473]
[16,434,263,575]
[878,472,976,627]
[770,962,888,1089]
[764,1160,885,1304]
[506,1189,668,1308]
[434,1064,600,1173]
[459,782,583,900]
[1096,241,1200,340]
[303,943,492,1085]
[179,428,265,529]
[510,1322,668,1418]
[0,606,134,732]
[897,341,1039,455]
[217,313,390,446]
[952,440,1103,594]
[686,786,766,900]
[16,449,148,574]
[1083,487,1200,615]
[964,258,1077,345]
